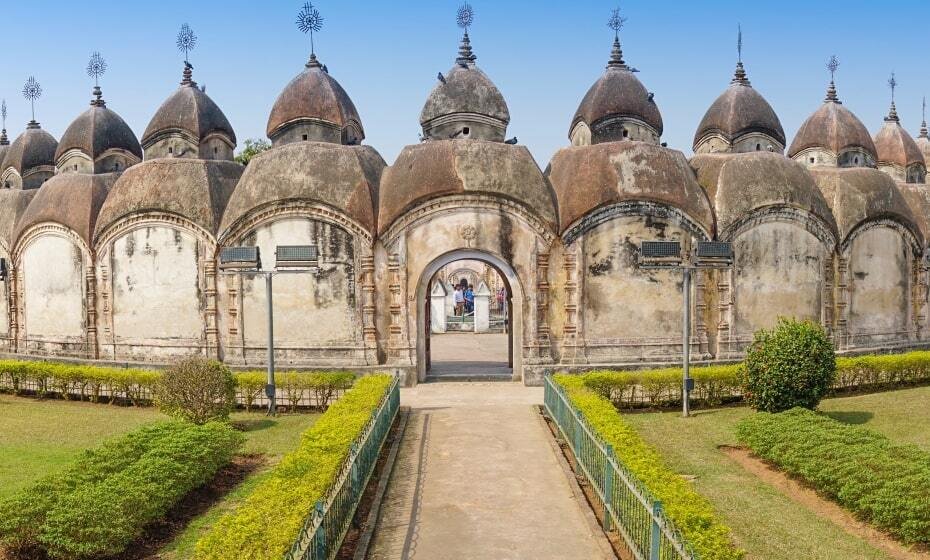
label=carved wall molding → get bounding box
[562,200,710,246]
[219,200,373,246]
[721,205,838,249]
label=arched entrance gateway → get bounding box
[416,250,521,382]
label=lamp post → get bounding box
[639,240,733,417]
[219,245,320,416]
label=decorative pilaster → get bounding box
[716,268,734,357]
[85,263,98,359]
[387,254,409,362]
[8,265,18,353]
[835,256,850,349]
[361,254,378,364]
[203,256,219,358]
[694,269,709,357]
[561,247,587,363]
[822,255,835,338]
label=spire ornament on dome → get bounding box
[0,100,7,145]
[22,76,42,128]
[176,23,198,86]
[455,3,476,66]
[825,55,840,103]
[297,2,325,68]
[86,51,108,107]
[920,96,928,139]
[731,24,750,86]
[885,72,899,122]
[606,7,628,69]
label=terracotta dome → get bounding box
[916,121,930,163]
[14,173,115,248]
[571,37,662,141]
[141,66,236,149]
[56,91,142,165]
[873,105,924,169]
[693,63,785,151]
[788,82,876,161]
[2,124,57,177]
[266,55,364,145]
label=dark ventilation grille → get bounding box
[641,241,681,259]
[219,246,260,269]
[696,242,733,259]
[276,245,319,268]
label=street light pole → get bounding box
[682,266,691,418]
[265,272,276,416]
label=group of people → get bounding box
[453,282,474,316]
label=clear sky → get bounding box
[2,1,929,166]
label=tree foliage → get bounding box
[156,357,236,424]
[234,138,271,166]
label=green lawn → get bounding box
[0,394,318,558]
[623,386,930,560]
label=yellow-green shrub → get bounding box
[193,375,394,560]
[554,375,744,560]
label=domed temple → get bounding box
[2,13,930,386]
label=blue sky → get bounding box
[2,1,928,166]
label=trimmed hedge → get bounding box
[0,421,243,559]
[0,359,355,410]
[575,350,930,410]
[193,375,394,560]
[554,375,744,560]
[737,408,930,544]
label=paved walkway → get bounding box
[368,383,613,560]
[428,332,513,379]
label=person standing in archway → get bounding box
[465,284,475,316]
[453,285,465,316]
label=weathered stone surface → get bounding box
[694,79,785,150]
[15,172,116,248]
[56,104,142,164]
[266,64,364,143]
[874,119,924,169]
[220,142,383,236]
[2,126,57,180]
[96,159,243,239]
[573,65,662,138]
[141,79,236,148]
[549,141,713,235]
[420,64,509,126]
[378,140,557,235]
[0,189,36,253]
[788,101,876,160]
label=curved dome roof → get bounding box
[14,172,115,248]
[219,142,384,237]
[0,129,11,171]
[378,139,557,236]
[95,158,243,240]
[873,106,924,168]
[548,141,713,236]
[266,57,364,141]
[810,167,920,245]
[0,189,36,253]
[141,66,236,148]
[691,152,836,238]
[898,180,930,241]
[917,126,930,163]
[56,95,142,163]
[571,38,662,137]
[788,84,875,159]
[693,64,785,150]
[2,124,58,176]
[420,34,510,128]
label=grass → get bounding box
[0,394,319,559]
[623,386,930,560]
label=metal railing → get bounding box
[544,375,697,560]
[285,375,401,560]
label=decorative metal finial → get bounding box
[86,52,108,107]
[920,96,928,139]
[22,76,42,124]
[886,72,899,122]
[606,7,628,69]
[825,55,840,103]
[0,100,7,146]
[457,3,474,32]
[297,2,324,67]
[607,7,626,38]
[737,24,742,63]
[177,24,197,65]
[455,3,477,66]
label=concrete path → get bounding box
[428,332,513,379]
[367,383,613,560]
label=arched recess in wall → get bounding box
[560,200,711,365]
[838,217,922,349]
[415,249,525,383]
[378,194,556,385]
[216,202,376,367]
[94,212,217,362]
[717,205,838,357]
[12,224,94,358]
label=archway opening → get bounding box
[416,251,520,382]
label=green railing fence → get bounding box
[285,375,400,560]
[544,375,697,560]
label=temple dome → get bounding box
[548,141,713,236]
[873,103,925,183]
[1,123,58,189]
[266,56,364,146]
[916,120,930,163]
[693,63,785,154]
[96,158,243,240]
[56,89,142,174]
[141,65,236,160]
[788,82,876,167]
[378,139,557,236]
[220,141,384,237]
[14,172,115,248]
[420,32,510,142]
[570,37,662,145]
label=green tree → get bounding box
[234,138,271,166]
[156,357,236,424]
